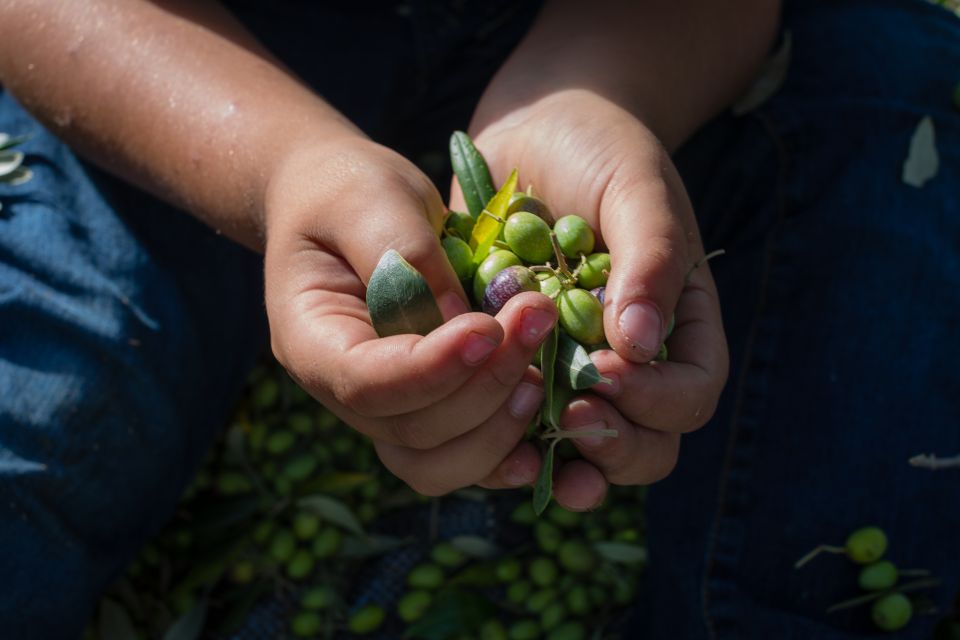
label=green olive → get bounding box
[554,215,595,258]
[529,556,559,587]
[540,602,567,631]
[546,621,586,640]
[230,561,255,584]
[512,501,537,525]
[283,454,318,482]
[495,557,522,583]
[558,288,605,345]
[252,520,274,544]
[480,619,509,640]
[565,585,591,616]
[291,611,323,637]
[526,588,557,614]
[871,593,913,632]
[546,504,582,529]
[348,604,386,635]
[539,274,562,299]
[301,585,336,610]
[612,578,636,605]
[576,253,610,290]
[266,430,296,456]
[407,563,445,590]
[507,195,553,224]
[506,580,533,605]
[445,210,475,241]
[534,520,563,554]
[508,620,541,640]
[288,412,314,435]
[474,250,522,304]
[431,542,466,568]
[286,549,315,580]
[442,236,476,283]
[216,471,251,495]
[268,529,296,564]
[846,526,888,564]
[292,513,320,540]
[311,527,342,559]
[252,378,279,409]
[504,212,554,263]
[859,560,898,591]
[557,540,596,574]
[397,590,432,623]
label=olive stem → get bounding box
[549,231,572,277]
[908,452,960,469]
[686,248,726,282]
[480,210,505,224]
[492,240,511,250]
[794,544,846,569]
[825,577,942,614]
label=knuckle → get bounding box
[387,418,437,451]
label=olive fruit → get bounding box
[576,252,611,290]
[397,590,432,623]
[554,215,594,258]
[349,604,386,634]
[871,592,913,632]
[547,621,586,640]
[846,526,888,564]
[540,602,567,631]
[540,274,563,298]
[301,585,335,610]
[445,210,475,241]
[293,512,320,540]
[495,557,522,583]
[557,288,605,345]
[442,236,476,283]
[529,556,559,587]
[508,619,541,640]
[269,529,296,563]
[474,250,522,303]
[286,549,315,580]
[431,542,467,568]
[230,561,254,584]
[407,563,444,590]
[283,454,317,482]
[506,580,533,604]
[859,560,898,591]
[546,503,581,529]
[480,619,509,640]
[482,265,539,315]
[507,194,553,223]
[291,611,323,637]
[557,540,596,574]
[565,586,591,616]
[266,430,296,456]
[526,588,557,613]
[311,527,342,558]
[534,520,563,553]
[504,212,553,263]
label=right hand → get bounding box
[263,135,558,496]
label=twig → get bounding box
[909,453,960,470]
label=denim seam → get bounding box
[700,108,791,640]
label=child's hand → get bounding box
[457,91,730,509]
[264,136,558,495]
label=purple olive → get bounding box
[590,286,605,305]
[482,265,539,315]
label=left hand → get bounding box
[450,90,729,510]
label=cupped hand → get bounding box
[264,136,557,495]
[455,90,729,510]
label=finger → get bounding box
[368,292,555,449]
[560,396,681,486]
[476,440,541,489]
[600,168,699,363]
[552,459,608,512]
[374,367,545,496]
[589,275,728,433]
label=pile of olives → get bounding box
[85,364,648,640]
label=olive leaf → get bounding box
[533,439,558,516]
[593,541,648,565]
[557,331,610,390]
[340,534,412,558]
[732,31,792,115]
[541,325,560,429]
[902,116,939,188]
[366,249,443,338]
[449,535,499,559]
[161,600,207,640]
[297,494,365,536]
[469,168,518,266]
[449,131,496,219]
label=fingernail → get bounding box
[568,420,611,449]
[439,291,470,320]
[520,308,555,346]
[618,301,663,353]
[502,458,533,487]
[462,332,498,365]
[508,382,544,419]
[594,373,620,395]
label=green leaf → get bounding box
[469,168,518,266]
[533,439,558,516]
[298,494,365,535]
[449,131,496,220]
[299,471,375,495]
[162,600,207,640]
[541,325,560,428]
[366,249,444,338]
[99,599,139,640]
[592,541,648,564]
[448,563,500,587]
[448,535,499,559]
[902,115,939,188]
[340,533,412,558]
[557,331,609,389]
[732,31,792,115]
[0,151,24,178]
[403,588,494,640]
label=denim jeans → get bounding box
[1,0,957,638]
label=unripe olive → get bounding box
[529,557,559,587]
[286,549,315,580]
[508,620,541,640]
[291,611,323,637]
[311,527,342,558]
[546,504,582,529]
[557,540,596,574]
[217,472,251,495]
[540,602,567,631]
[252,520,274,545]
[252,378,279,409]
[859,561,898,591]
[495,557,522,583]
[558,288,605,345]
[871,593,913,632]
[576,253,610,290]
[480,619,509,640]
[554,215,594,258]
[293,512,320,540]
[445,210,475,241]
[504,212,554,263]
[269,529,296,563]
[230,561,255,584]
[512,501,537,525]
[474,250,522,304]
[397,590,432,623]
[283,454,318,482]
[288,412,314,435]
[407,563,445,590]
[266,430,296,456]
[506,580,532,605]
[431,542,466,568]
[565,586,591,616]
[612,578,636,605]
[540,274,563,298]
[534,520,563,554]
[507,195,553,224]
[482,265,539,315]
[349,604,386,635]
[526,588,557,614]
[546,621,586,640]
[846,526,888,564]
[443,236,476,283]
[301,585,336,610]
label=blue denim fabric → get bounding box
[635,1,960,638]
